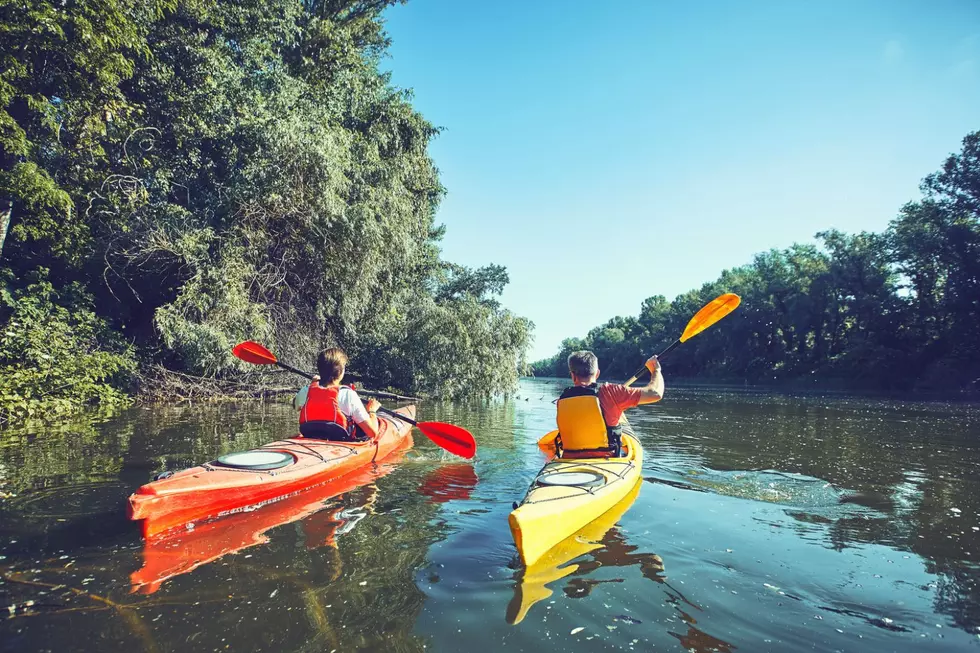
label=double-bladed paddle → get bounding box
[232,341,477,459]
[622,292,741,387]
[537,293,741,447]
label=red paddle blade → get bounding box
[232,341,279,365]
[416,422,477,459]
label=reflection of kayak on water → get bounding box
[130,453,478,594]
[128,406,417,539]
[419,463,479,503]
[506,480,647,625]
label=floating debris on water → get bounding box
[570,627,584,635]
[614,615,642,625]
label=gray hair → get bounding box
[567,350,599,378]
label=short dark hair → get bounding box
[317,348,348,382]
[567,350,598,378]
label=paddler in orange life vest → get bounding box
[293,348,382,442]
[556,350,664,458]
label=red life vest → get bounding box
[299,384,355,439]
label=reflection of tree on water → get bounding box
[0,415,136,498]
[666,596,737,653]
[560,525,669,598]
[908,474,980,632]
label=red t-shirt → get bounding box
[597,383,642,426]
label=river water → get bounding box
[1,377,979,652]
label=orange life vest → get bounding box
[299,384,356,440]
[555,383,622,458]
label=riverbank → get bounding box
[524,374,980,403]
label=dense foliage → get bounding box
[0,270,135,422]
[0,0,532,424]
[533,132,980,395]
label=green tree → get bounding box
[0,0,533,425]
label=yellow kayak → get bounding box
[507,480,643,624]
[509,427,643,567]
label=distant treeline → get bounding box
[0,0,531,425]
[532,131,980,395]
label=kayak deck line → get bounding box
[516,459,637,506]
[198,440,362,474]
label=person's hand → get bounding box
[312,374,320,383]
[644,355,660,374]
[366,398,381,414]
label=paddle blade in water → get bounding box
[680,293,741,342]
[417,422,477,459]
[232,341,279,365]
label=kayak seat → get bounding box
[557,443,629,460]
[299,420,370,443]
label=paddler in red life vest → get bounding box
[293,348,382,442]
[555,350,664,458]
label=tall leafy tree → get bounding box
[0,0,532,424]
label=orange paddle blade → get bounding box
[417,422,477,459]
[680,293,741,343]
[536,429,559,447]
[232,341,279,365]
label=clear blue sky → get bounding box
[381,0,980,361]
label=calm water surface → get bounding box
[1,378,979,652]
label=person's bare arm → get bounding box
[636,356,664,405]
[353,397,382,439]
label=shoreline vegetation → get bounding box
[532,132,980,401]
[1,2,977,429]
[524,375,980,404]
[0,0,533,427]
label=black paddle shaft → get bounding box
[377,405,418,426]
[625,338,681,384]
[273,361,420,401]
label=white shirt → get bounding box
[293,384,370,424]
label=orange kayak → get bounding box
[131,446,411,594]
[128,405,416,539]
[130,454,478,594]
